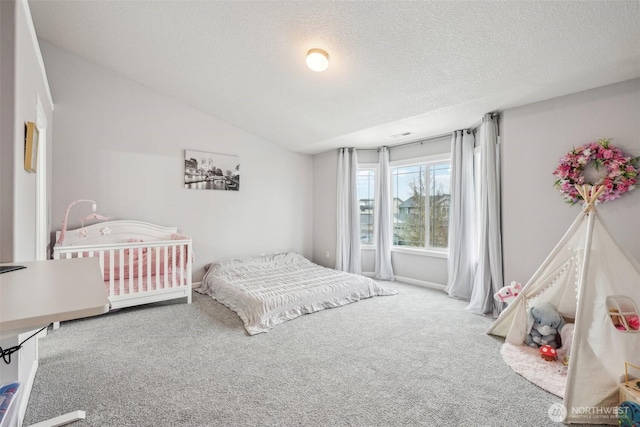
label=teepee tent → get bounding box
[487,185,640,425]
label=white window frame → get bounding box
[357,163,378,248]
[389,153,451,257]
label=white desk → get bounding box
[0,258,110,427]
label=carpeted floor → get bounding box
[23,282,581,426]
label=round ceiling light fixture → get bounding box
[306,48,329,72]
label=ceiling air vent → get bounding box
[391,132,412,138]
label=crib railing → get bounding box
[53,239,192,306]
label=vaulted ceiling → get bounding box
[29,1,640,154]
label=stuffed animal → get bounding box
[494,281,523,306]
[539,345,557,361]
[524,302,565,349]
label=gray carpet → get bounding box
[24,282,574,427]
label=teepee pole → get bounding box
[563,185,601,414]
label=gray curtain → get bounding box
[466,114,504,316]
[336,148,362,274]
[445,130,477,299]
[374,147,394,280]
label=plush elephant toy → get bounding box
[524,302,565,349]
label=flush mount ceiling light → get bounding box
[306,48,329,72]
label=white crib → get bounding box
[53,220,192,310]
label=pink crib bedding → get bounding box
[101,235,191,281]
[108,274,188,296]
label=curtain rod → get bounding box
[386,130,452,150]
[355,112,499,152]
[355,130,451,152]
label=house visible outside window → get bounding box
[391,155,451,251]
[357,168,376,244]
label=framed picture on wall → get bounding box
[184,149,240,191]
[24,121,38,173]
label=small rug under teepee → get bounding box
[500,342,568,398]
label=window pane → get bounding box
[392,165,426,247]
[428,163,450,248]
[357,169,375,244]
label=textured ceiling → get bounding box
[29,1,640,154]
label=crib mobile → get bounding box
[57,199,111,245]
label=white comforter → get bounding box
[197,252,397,335]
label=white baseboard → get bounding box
[362,272,445,291]
[192,281,202,289]
[391,275,446,291]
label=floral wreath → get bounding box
[553,138,639,204]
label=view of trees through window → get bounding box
[392,162,450,249]
[392,164,427,247]
[357,159,450,250]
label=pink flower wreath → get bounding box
[553,138,639,204]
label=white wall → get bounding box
[312,150,338,268]
[40,42,314,280]
[501,78,640,285]
[0,0,15,261]
[13,1,53,262]
[0,0,53,263]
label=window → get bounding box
[357,168,376,244]
[391,156,451,250]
